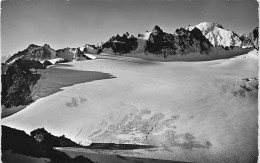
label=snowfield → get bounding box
[135,31,152,53]
[2,50,258,163]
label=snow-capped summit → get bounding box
[190,22,224,33]
[189,22,242,47]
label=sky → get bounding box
[1,0,259,56]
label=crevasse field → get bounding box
[2,50,258,163]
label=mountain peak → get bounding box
[153,25,162,30]
[192,22,241,47]
[152,25,163,34]
[43,44,51,47]
[198,22,224,29]
[28,44,40,48]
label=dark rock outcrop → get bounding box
[1,59,45,108]
[145,25,212,56]
[102,32,138,54]
[145,25,164,54]
[240,27,259,49]
[1,125,94,163]
[30,128,79,147]
[101,25,212,56]
[43,60,53,67]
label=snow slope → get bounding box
[47,58,66,64]
[138,31,151,40]
[2,50,258,163]
[189,22,242,47]
[133,31,151,53]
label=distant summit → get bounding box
[151,25,164,35]
[6,44,56,64]
[188,22,242,47]
[240,27,259,49]
[192,22,224,31]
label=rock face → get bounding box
[1,125,94,163]
[145,25,164,54]
[56,46,97,62]
[240,27,259,49]
[56,47,77,61]
[145,25,212,56]
[102,33,138,54]
[6,44,56,64]
[102,26,212,56]
[1,59,45,108]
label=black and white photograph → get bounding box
[1,0,259,162]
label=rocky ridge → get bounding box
[100,22,258,56]
[6,44,56,64]
[2,125,94,163]
[1,59,46,108]
[102,32,138,54]
[145,25,212,56]
[5,44,99,64]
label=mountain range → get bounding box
[2,22,258,64]
[4,43,98,64]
